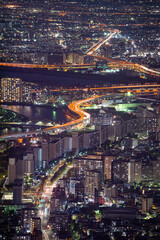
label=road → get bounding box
[84,28,160,77]
[0,30,160,77]
[37,160,66,239]
[37,162,73,240]
[34,84,160,92]
[0,96,98,140]
[91,54,160,77]
[0,84,160,140]
[86,30,119,55]
[0,62,96,70]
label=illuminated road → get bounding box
[37,159,67,239]
[0,62,96,70]
[0,96,97,140]
[42,230,50,240]
[89,54,160,78]
[34,84,160,93]
[0,84,160,140]
[86,30,119,55]
[38,162,73,240]
[90,84,160,91]
[0,29,160,77]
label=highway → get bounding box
[0,62,96,70]
[0,48,159,78]
[0,84,160,140]
[92,54,160,78]
[35,84,160,92]
[0,30,160,77]
[0,21,160,79]
[0,96,97,140]
[84,27,160,77]
[86,30,119,55]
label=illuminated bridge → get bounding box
[0,96,100,140]
[0,121,54,128]
[0,28,160,78]
[0,84,160,140]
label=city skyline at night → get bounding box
[0,1,160,240]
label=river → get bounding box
[0,105,72,136]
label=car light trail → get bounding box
[0,96,101,140]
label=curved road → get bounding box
[1,83,160,140]
[0,96,99,140]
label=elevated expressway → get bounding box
[1,84,160,140]
[85,30,119,55]
[85,30,160,78]
[0,96,98,140]
[0,62,96,70]
[1,31,159,77]
[89,54,160,78]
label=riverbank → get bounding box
[0,102,58,110]
[0,104,71,136]
[0,107,28,123]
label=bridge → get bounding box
[0,84,160,140]
[0,96,97,140]
[0,121,54,128]
[0,30,160,78]
[0,62,96,70]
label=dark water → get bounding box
[0,105,72,135]
[1,105,71,123]
[0,68,111,87]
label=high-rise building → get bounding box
[13,178,23,204]
[73,154,104,181]
[42,142,49,168]
[16,159,24,179]
[134,161,142,182]
[63,52,84,64]
[128,160,135,184]
[112,159,142,184]
[152,158,160,181]
[50,186,66,212]
[33,147,42,169]
[51,212,69,232]
[104,155,115,180]
[72,132,84,154]
[112,160,129,183]
[69,178,81,195]
[47,52,63,64]
[32,229,42,240]
[22,207,36,233]
[75,182,84,202]
[31,217,41,234]
[23,152,34,175]
[49,138,65,162]
[8,158,16,184]
[23,83,33,103]
[83,130,101,148]
[0,78,23,102]
[141,164,153,181]
[85,170,101,201]
[142,197,153,213]
[91,110,113,126]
